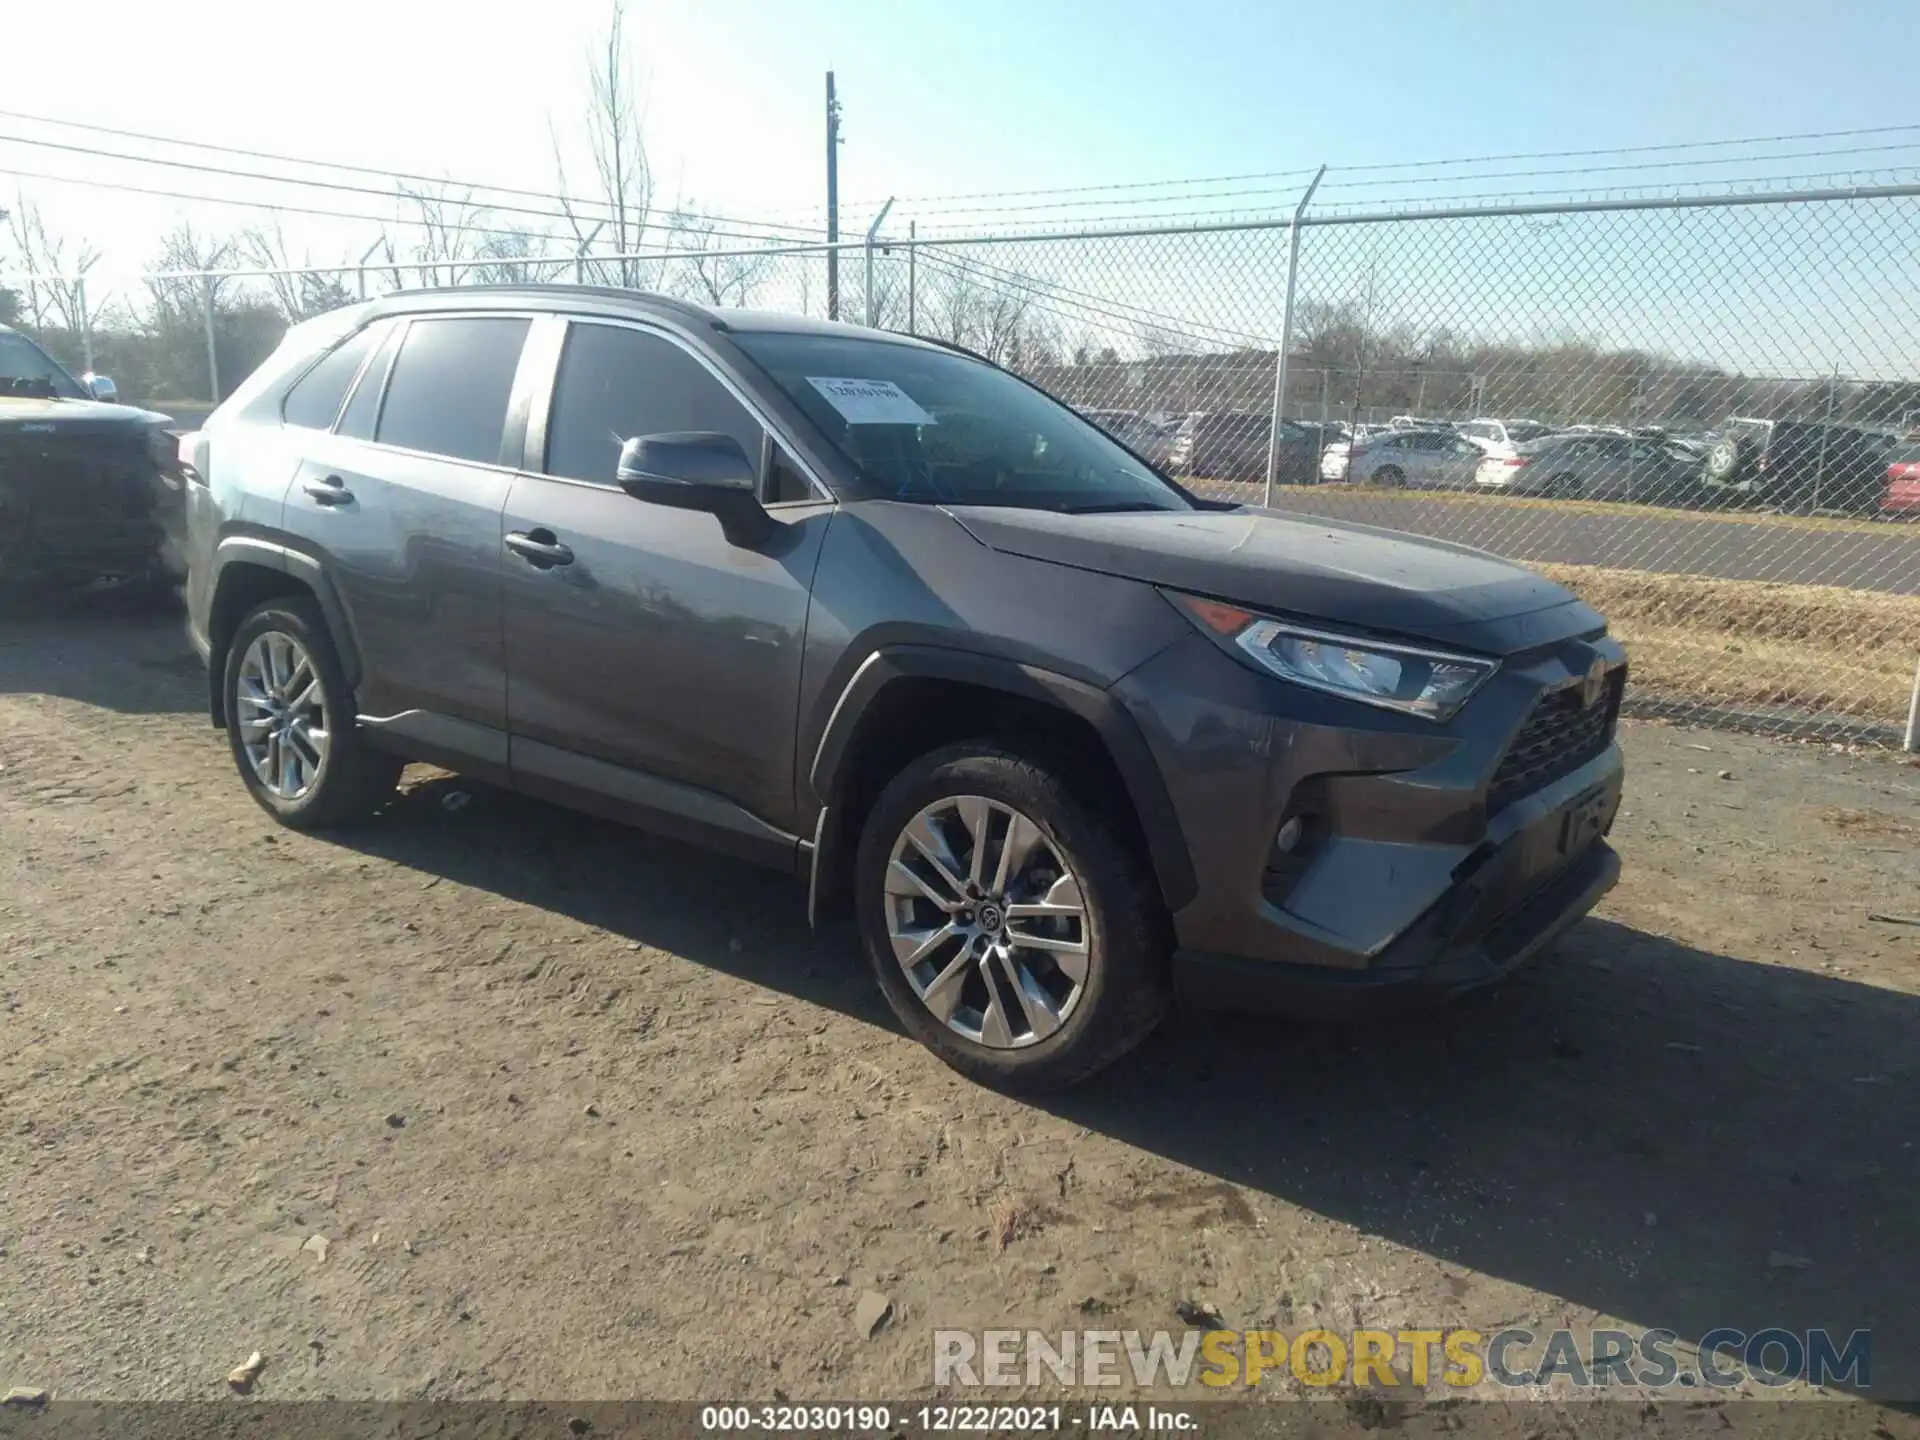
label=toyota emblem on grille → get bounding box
[1582,658,1609,709]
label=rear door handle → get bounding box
[505,528,575,568]
[302,475,353,506]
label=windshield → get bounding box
[733,332,1193,513]
[0,331,84,400]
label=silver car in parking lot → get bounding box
[1347,428,1484,488]
[1477,431,1704,503]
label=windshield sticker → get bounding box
[806,376,937,427]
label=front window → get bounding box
[0,331,84,400]
[732,332,1192,514]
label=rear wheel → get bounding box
[1373,464,1405,489]
[1546,471,1582,499]
[224,597,401,828]
[855,743,1170,1092]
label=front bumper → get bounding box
[1115,624,1627,1015]
[1173,833,1619,1016]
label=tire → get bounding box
[1373,464,1405,489]
[1704,436,1757,485]
[854,742,1171,1092]
[1546,471,1581,499]
[223,596,402,828]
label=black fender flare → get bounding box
[805,644,1198,920]
[207,536,363,718]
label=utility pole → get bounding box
[825,71,842,322]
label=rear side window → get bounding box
[282,327,378,430]
[545,323,765,486]
[336,323,402,441]
[375,317,531,464]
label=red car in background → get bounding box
[1887,437,1920,518]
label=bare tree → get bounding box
[145,220,238,331]
[241,217,355,320]
[7,192,99,331]
[1133,322,1191,358]
[554,0,651,289]
[665,208,772,307]
[397,183,495,288]
[470,229,547,287]
[922,253,1048,365]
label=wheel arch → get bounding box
[205,538,360,726]
[805,645,1197,928]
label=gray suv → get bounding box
[182,288,1627,1091]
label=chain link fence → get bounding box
[7,182,1918,745]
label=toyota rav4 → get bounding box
[182,288,1626,1091]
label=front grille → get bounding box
[0,433,155,520]
[1487,669,1623,816]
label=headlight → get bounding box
[1166,592,1498,721]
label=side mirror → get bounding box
[616,431,773,548]
[83,372,119,403]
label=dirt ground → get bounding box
[1,600,1916,1411]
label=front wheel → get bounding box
[855,743,1170,1092]
[224,597,402,828]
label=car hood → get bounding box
[0,397,174,433]
[945,504,1604,655]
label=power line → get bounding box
[890,141,1920,225]
[1316,141,1920,193]
[0,161,817,257]
[1329,121,1920,175]
[909,247,1264,350]
[902,244,1268,347]
[898,158,1920,236]
[846,121,1920,212]
[0,110,828,241]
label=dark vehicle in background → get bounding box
[0,323,183,592]
[1480,431,1705,505]
[1701,417,1893,515]
[1079,407,1175,469]
[180,287,1626,1091]
[1167,411,1323,483]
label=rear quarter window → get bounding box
[281,326,379,431]
[375,317,530,464]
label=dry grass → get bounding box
[1819,807,1917,840]
[1531,564,1920,723]
[1262,482,1912,536]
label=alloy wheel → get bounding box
[883,794,1090,1050]
[235,630,330,801]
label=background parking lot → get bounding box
[2,603,1915,1403]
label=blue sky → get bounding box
[4,0,1918,265]
[3,0,1917,377]
[785,0,1919,218]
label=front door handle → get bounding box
[505,528,575,568]
[302,475,353,506]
